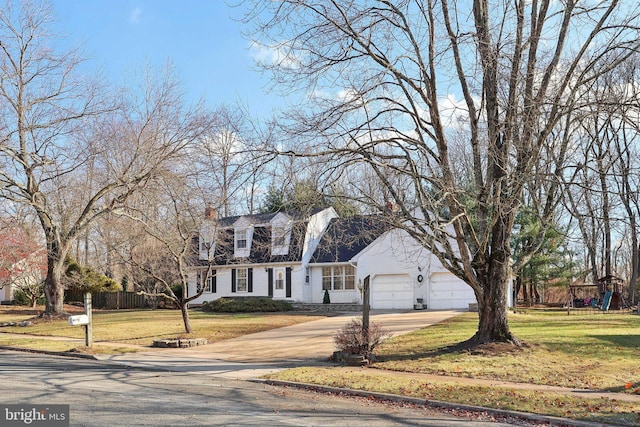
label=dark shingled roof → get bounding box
[189,212,311,266]
[310,216,392,263]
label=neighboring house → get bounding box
[188,209,512,310]
[0,248,47,304]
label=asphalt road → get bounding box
[0,350,521,426]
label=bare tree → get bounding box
[0,2,208,316]
[193,104,276,216]
[116,172,214,334]
[244,0,640,346]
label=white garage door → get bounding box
[371,274,414,309]
[428,272,476,310]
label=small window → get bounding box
[322,267,332,290]
[275,270,284,290]
[305,267,310,284]
[236,229,247,249]
[196,270,214,293]
[344,265,355,290]
[333,269,343,290]
[236,268,248,292]
[273,226,286,247]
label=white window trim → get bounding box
[235,229,247,249]
[196,270,214,293]
[322,265,355,291]
[275,268,285,290]
[234,227,252,258]
[271,224,291,256]
[199,222,217,260]
[236,268,248,293]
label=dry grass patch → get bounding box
[266,366,640,426]
[267,310,640,425]
[0,305,323,346]
[0,336,140,355]
[0,306,41,323]
[375,311,640,391]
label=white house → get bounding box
[188,210,512,310]
[0,248,47,304]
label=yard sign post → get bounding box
[362,275,370,350]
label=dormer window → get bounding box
[199,221,217,260]
[235,229,247,250]
[233,225,252,258]
[270,214,292,256]
[273,226,286,247]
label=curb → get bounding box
[0,344,99,360]
[258,379,617,427]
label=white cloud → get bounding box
[437,94,472,130]
[249,40,302,69]
[129,7,143,24]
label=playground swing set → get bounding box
[566,275,631,313]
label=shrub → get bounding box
[334,317,391,357]
[201,297,293,313]
[168,283,183,300]
[323,289,330,304]
[12,289,45,306]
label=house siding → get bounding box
[188,264,302,304]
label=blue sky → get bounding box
[52,1,280,116]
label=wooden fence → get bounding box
[66,290,148,310]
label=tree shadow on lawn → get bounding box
[378,340,532,362]
[587,334,640,349]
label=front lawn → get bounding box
[266,309,640,426]
[377,310,640,390]
[0,305,323,347]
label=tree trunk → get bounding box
[472,273,518,345]
[42,235,70,317]
[43,257,66,316]
[532,280,541,304]
[467,212,520,346]
[180,303,192,334]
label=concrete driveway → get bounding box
[190,309,461,362]
[100,310,462,379]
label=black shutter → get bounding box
[212,269,217,293]
[231,269,236,293]
[248,268,253,293]
[268,268,273,297]
[286,267,292,298]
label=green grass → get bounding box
[267,309,640,426]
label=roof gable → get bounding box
[310,216,392,263]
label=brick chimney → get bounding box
[204,206,216,220]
